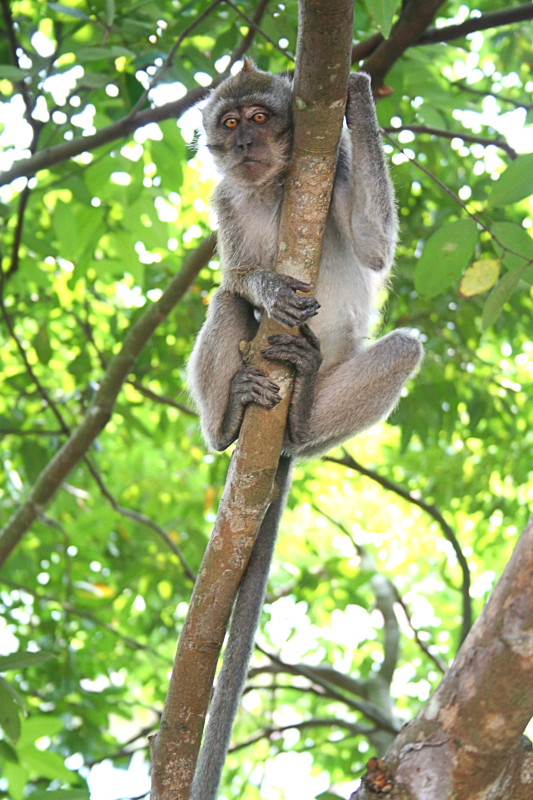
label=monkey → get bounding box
[188,60,423,800]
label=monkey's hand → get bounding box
[261,325,322,444]
[260,272,320,327]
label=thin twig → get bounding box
[0,577,159,654]
[386,123,518,160]
[223,0,292,58]
[393,590,447,673]
[128,0,226,117]
[324,451,472,645]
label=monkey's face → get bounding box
[206,103,292,187]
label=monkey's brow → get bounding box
[220,102,274,116]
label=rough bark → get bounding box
[148,2,355,798]
[352,516,533,799]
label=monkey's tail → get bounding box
[190,455,294,800]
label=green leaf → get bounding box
[77,45,135,63]
[0,677,22,742]
[18,716,64,745]
[491,221,533,279]
[18,746,72,782]
[21,440,50,483]
[366,0,401,37]
[488,153,533,206]
[33,324,53,365]
[0,65,28,80]
[482,264,529,330]
[150,121,187,190]
[3,762,27,800]
[30,790,90,800]
[0,651,54,671]
[415,219,478,298]
[0,738,18,762]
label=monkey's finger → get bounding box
[262,345,313,368]
[250,376,281,393]
[245,366,270,379]
[284,293,320,311]
[251,389,282,407]
[282,277,313,293]
[267,334,308,345]
[265,335,312,353]
[271,309,318,327]
[272,309,318,328]
[299,323,321,350]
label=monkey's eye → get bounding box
[252,111,269,124]
[223,117,239,129]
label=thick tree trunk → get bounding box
[352,515,533,799]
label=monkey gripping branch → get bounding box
[148,1,356,798]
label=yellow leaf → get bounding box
[92,583,116,598]
[460,258,501,297]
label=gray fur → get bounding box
[187,64,423,800]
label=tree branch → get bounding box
[256,646,400,733]
[385,123,518,160]
[0,578,159,655]
[229,0,273,65]
[224,0,292,58]
[364,0,447,90]
[353,516,533,799]
[0,87,208,188]
[0,235,215,568]
[419,3,533,45]
[325,451,472,645]
[149,3,355,797]
[232,717,372,753]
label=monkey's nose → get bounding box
[236,134,253,149]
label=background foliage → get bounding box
[1,1,532,798]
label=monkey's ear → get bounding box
[242,57,257,72]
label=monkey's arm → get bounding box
[343,71,397,272]
[223,267,320,327]
[188,290,263,451]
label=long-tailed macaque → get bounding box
[188,60,422,799]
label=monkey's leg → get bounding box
[295,329,423,457]
[191,456,294,800]
[217,363,281,450]
[261,323,323,444]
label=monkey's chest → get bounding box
[234,200,281,267]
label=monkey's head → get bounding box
[203,59,293,187]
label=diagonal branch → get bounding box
[364,0,447,89]
[385,123,518,160]
[0,235,215,568]
[148,3,355,798]
[325,451,472,645]
[355,517,533,799]
[419,3,533,44]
